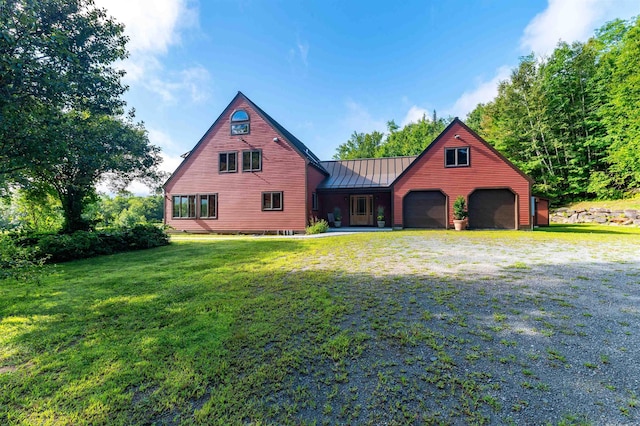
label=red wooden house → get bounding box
[164,92,535,232]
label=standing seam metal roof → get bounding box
[318,156,417,189]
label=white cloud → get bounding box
[144,65,211,104]
[343,99,387,134]
[95,0,188,55]
[159,152,185,175]
[401,106,431,127]
[448,66,511,118]
[297,40,309,66]
[521,0,640,57]
[147,129,188,173]
[289,39,310,66]
[95,0,211,104]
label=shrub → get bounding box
[306,217,329,235]
[453,196,468,220]
[122,224,170,249]
[0,234,46,282]
[13,224,170,263]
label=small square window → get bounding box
[243,150,262,172]
[445,147,470,167]
[219,152,237,173]
[231,123,249,135]
[262,192,283,211]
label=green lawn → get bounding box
[1,226,639,424]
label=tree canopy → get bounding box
[0,0,129,178]
[333,114,450,160]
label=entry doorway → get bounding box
[350,195,373,226]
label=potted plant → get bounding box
[453,196,468,231]
[333,207,342,227]
[376,205,385,228]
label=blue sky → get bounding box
[94,0,640,194]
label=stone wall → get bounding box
[551,208,640,226]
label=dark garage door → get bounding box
[468,189,515,229]
[403,191,446,228]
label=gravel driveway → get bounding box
[290,232,640,425]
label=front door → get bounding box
[350,195,373,226]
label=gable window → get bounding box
[445,147,470,167]
[219,152,237,173]
[243,150,262,172]
[199,194,218,219]
[312,192,318,211]
[230,109,250,135]
[172,195,196,218]
[262,191,283,211]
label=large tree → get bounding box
[30,111,162,233]
[0,0,128,178]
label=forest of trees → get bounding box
[335,17,640,204]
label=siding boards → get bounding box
[393,122,531,229]
[307,165,326,218]
[165,97,308,232]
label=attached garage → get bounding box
[468,189,516,229]
[403,190,447,228]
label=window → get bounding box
[262,192,283,211]
[445,147,470,167]
[230,109,249,135]
[199,194,218,219]
[243,150,262,172]
[311,192,318,211]
[219,152,237,173]
[172,195,196,218]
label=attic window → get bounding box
[445,147,469,167]
[231,109,250,135]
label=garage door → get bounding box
[403,191,446,228]
[468,189,515,229]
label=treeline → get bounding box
[0,191,163,233]
[334,114,451,159]
[467,17,640,203]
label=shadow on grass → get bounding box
[1,239,639,425]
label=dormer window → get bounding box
[230,109,250,135]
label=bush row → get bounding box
[11,224,170,263]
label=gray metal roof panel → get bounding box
[318,156,417,189]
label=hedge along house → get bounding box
[164,92,535,232]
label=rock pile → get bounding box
[550,208,640,226]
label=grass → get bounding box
[1,226,639,424]
[564,194,640,211]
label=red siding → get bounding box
[307,165,326,222]
[393,122,532,229]
[165,98,308,232]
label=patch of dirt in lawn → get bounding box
[281,235,640,425]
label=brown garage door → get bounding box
[468,189,515,229]
[403,191,446,228]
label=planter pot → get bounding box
[377,220,385,228]
[453,219,466,231]
[334,220,342,228]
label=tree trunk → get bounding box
[60,187,90,233]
